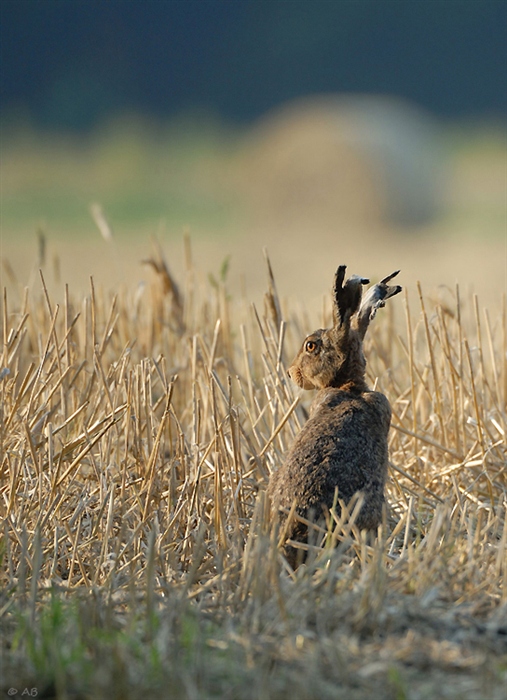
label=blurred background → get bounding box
[1,0,506,308]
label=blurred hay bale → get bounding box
[236,95,443,227]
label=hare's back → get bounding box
[311,387,390,422]
[269,388,390,509]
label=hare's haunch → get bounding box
[267,266,402,567]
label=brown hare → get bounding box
[267,265,402,567]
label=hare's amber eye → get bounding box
[305,340,317,353]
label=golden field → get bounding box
[0,113,506,698]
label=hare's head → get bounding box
[288,266,401,391]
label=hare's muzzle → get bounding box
[287,366,301,385]
[288,365,315,390]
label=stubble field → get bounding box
[1,235,506,699]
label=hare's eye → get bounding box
[305,340,317,353]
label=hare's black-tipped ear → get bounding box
[355,269,402,339]
[333,265,370,328]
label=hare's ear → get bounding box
[332,265,369,328]
[355,270,402,339]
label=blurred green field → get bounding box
[1,109,506,311]
[1,115,239,233]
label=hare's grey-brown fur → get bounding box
[267,266,401,567]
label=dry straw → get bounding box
[0,242,505,698]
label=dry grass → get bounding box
[1,239,506,699]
